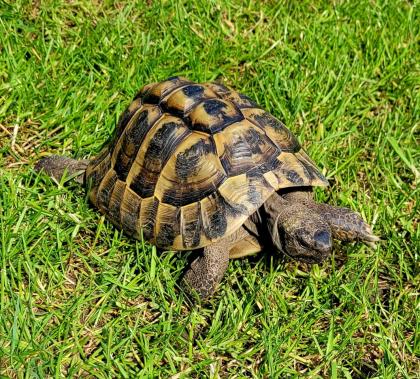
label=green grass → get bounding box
[0,0,419,377]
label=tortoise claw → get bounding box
[365,240,378,249]
[361,225,381,249]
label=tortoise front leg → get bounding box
[182,240,230,301]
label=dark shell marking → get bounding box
[97,169,118,210]
[242,108,301,153]
[189,98,244,134]
[181,202,203,248]
[129,119,190,198]
[86,77,329,250]
[120,187,141,237]
[175,138,214,181]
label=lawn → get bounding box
[0,0,419,377]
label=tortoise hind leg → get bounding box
[35,155,89,184]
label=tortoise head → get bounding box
[265,197,332,263]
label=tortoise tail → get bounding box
[35,155,89,185]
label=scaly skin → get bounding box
[35,155,89,184]
[282,188,379,248]
[182,226,251,300]
[262,192,333,263]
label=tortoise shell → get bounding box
[85,77,328,250]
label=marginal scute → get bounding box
[219,91,260,109]
[108,179,126,224]
[120,187,142,237]
[112,98,143,147]
[200,191,250,244]
[295,150,329,186]
[86,77,329,251]
[97,169,118,211]
[180,202,203,249]
[274,151,328,189]
[155,202,180,248]
[218,173,274,217]
[139,196,159,242]
[128,98,143,113]
[86,149,112,206]
[217,174,251,214]
[202,82,230,96]
[263,170,280,189]
[86,148,111,188]
[200,193,228,240]
[134,82,157,100]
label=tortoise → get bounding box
[36,76,379,300]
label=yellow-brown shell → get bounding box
[86,77,328,250]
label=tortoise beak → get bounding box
[314,230,331,247]
[313,230,332,257]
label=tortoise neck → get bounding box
[261,192,289,252]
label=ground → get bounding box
[0,0,419,377]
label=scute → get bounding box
[97,169,118,211]
[108,179,126,225]
[218,173,275,216]
[86,77,329,251]
[111,98,143,150]
[139,196,159,241]
[219,91,260,109]
[212,119,281,176]
[120,187,142,237]
[126,115,191,198]
[161,84,217,116]
[154,132,227,207]
[155,202,181,248]
[242,108,301,153]
[188,98,244,134]
[202,82,230,95]
[139,76,191,104]
[113,104,162,180]
[180,202,203,249]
